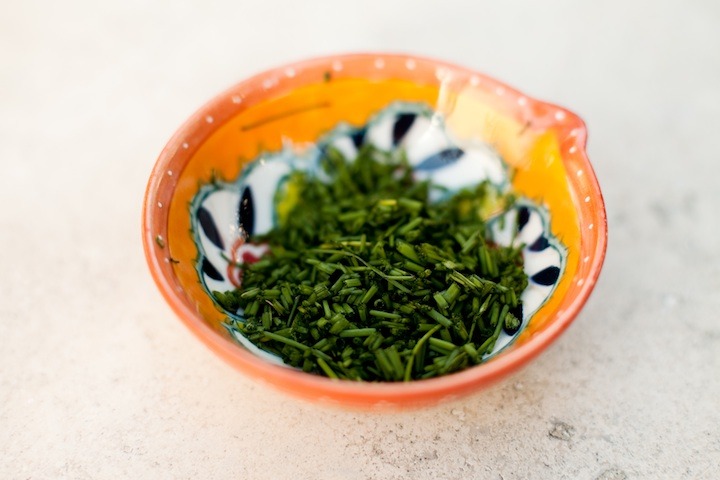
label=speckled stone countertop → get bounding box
[1,1,718,478]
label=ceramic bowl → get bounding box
[142,53,607,409]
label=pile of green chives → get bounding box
[215,146,527,381]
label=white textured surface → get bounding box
[1,1,719,478]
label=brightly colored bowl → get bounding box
[142,53,607,409]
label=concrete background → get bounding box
[1,1,718,478]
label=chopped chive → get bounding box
[395,240,422,264]
[339,328,376,337]
[219,143,528,381]
[369,309,402,319]
[385,346,404,380]
[442,283,462,305]
[397,217,424,236]
[270,300,286,315]
[428,337,457,353]
[398,303,416,315]
[261,309,272,329]
[386,279,411,294]
[311,347,332,362]
[245,300,260,316]
[413,325,442,355]
[385,275,415,283]
[397,197,424,212]
[263,331,309,351]
[460,230,480,254]
[338,210,367,222]
[427,308,453,328]
[316,357,338,379]
[463,343,480,363]
[433,292,449,311]
[329,317,350,335]
[360,284,378,304]
[240,287,260,299]
[344,278,362,288]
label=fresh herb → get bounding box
[216,145,527,381]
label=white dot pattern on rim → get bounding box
[285,67,296,78]
[584,256,590,263]
[584,196,591,203]
[555,111,566,121]
[167,170,173,176]
[578,279,585,286]
[181,142,189,149]
[518,97,527,106]
[332,61,343,72]
[374,58,385,69]
[469,76,480,86]
[589,224,594,230]
[495,86,505,96]
[157,202,163,208]
[569,146,577,154]
[231,95,242,104]
[577,169,584,177]
[405,59,416,70]
[205,115,214,124]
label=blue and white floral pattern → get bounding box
[190,102,567,359]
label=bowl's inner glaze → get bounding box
[163,69,587,359]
